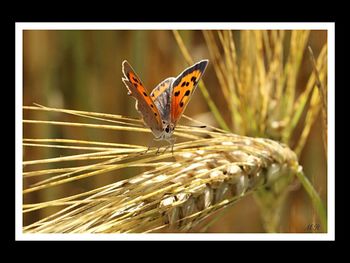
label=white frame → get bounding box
[15,22,335,241]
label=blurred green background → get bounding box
[23,30,327,232]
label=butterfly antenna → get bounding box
[186,124,207,128]
[182,115,229,133]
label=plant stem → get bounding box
[296,170,327,232]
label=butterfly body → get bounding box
[122,59,209,150]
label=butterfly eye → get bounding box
[165,126,170,133]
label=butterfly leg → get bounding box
[170,137,176,154]
[155,146,162,155]
[162,137,176,155]
[155,142,162,154]
[152,137,163,155]
[142,144,151,155]
[142,139,157,155]
[149,137,176,155]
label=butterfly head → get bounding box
[160,121,175,139]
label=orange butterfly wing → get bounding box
[171,60,209,125]
[122,60,163,136]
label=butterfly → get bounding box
[122,59,209,153]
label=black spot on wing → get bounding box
[172,60,209,88]
[150,104,154,108]
[174,91,180,97]
[180,102,184,107]
[143,92,148,97]
[132,77,139,83]
[181,82,186,87]
[185,82,189,87]
[154,113,158,116]
[184,90,190,96]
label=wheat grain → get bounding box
[24,129,299,233]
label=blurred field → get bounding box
[23,30,327,233]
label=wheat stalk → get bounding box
[23,105,300,233]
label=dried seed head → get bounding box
[24,132,300,233]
